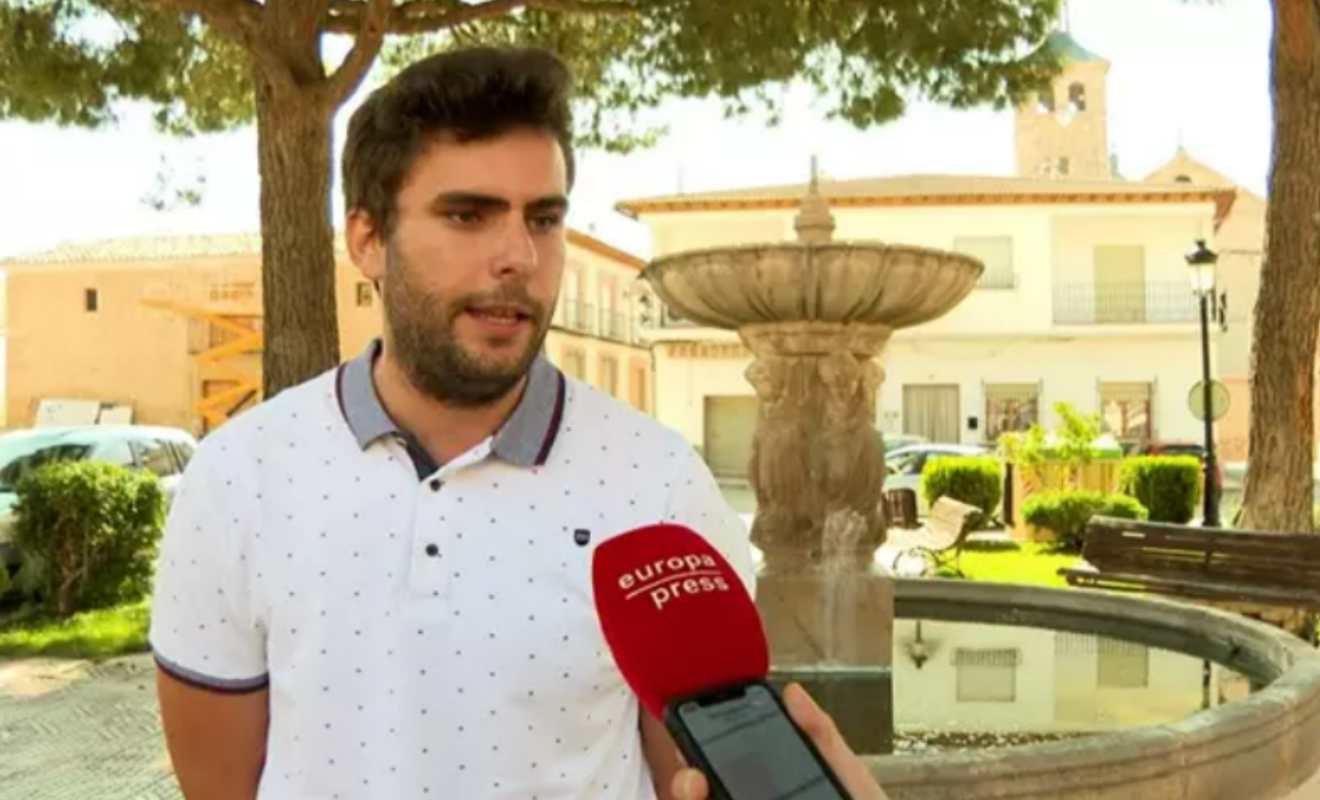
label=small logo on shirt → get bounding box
[573,528,591,547]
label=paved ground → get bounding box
[2,637,1318,800]
[0,654,181,800]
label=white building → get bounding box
[615,33,1254,480]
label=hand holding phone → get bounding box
[591,523,880,800]
[670,682,890,800]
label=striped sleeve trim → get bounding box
[152,648,270,695]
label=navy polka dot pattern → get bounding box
[149,366,752,798]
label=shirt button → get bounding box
[429,478,442,491]
[425,543,440,558]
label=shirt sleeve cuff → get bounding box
[151,645,270,695]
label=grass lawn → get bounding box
[0,598,150,660]
[937,540,1083,589]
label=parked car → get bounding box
[876,431,929,455]
[884,443,993,515]
[0,425,197,566]
[1136,441,1224,495]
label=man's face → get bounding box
[373,127,568,406]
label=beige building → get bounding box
[0,228,653,435]
[1138,147,1315,463]
[616,33,1264,479]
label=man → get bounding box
[150,46,887,799]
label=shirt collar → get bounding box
[335,338,566,468]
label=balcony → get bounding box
[556,300,645,345]
[1053,281,1199,325]
[598,307,630,341]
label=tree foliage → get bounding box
[1,0,1064,394]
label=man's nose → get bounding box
[492,217,538,277]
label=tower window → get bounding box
[1058,157,1071,176]
[84,289,98,312]
[1068,82,1087,112]
[1174,174,1193,184]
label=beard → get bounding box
[383,242,551,407]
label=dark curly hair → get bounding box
[342,46,575,237]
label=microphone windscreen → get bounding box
[592,523,769,718]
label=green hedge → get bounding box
[13,461,165,618]
[922,456,1003,526]
[1119,456,1202,524]
[1022,490,1148,551]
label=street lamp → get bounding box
[1186,238,1220,527]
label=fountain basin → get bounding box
[863,578,1320,799]
[644,242,983,329]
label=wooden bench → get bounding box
[890,496,981,577]
[1059,516,1320,639]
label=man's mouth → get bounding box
[465,304,534,327]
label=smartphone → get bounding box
[663,680,853,800]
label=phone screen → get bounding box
[674,683,848,800]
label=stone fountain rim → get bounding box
[643,240,986,275]
[866,577,1320,799]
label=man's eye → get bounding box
[446,209,481,224]
[530,213,563,231]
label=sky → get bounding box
[0,0,1273,261]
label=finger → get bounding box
[782,682,847,754]
[671,767,708,800]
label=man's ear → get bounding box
[346,209,386,283]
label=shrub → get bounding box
[1022,490,1148,551]
[1119,456,1202,524]
[12,461,165,618]
[922,456,1003,526]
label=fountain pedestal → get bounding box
[741,320,897,753]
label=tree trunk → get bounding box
[1240,0,1320,533]
[251,15,340,398]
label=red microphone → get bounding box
[592,523,852,800]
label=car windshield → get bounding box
[0,441,92,491]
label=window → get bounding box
[628,362,649,413]
[85,289,99,312]
[1174,174,1193,184]
[953,236,1015,289]
[132,439,182,477]
[0,444,91,490]
[1097,637,1149,689]
[1101,382,1154,447]
[597,355,619,397]
[560,347,586,380]
[1093,245,1147,323]
[1057,156,1071,176]
[355,282,373,307]
[209,282,256,302]
[599,276,623,340]
[954,648,1019,702]
[169,441,196,471]
[1068,82,1087,112]
[885,450,924,477]
[985,384,1040,441]
[94,439,136,469]
[561,267,586,331]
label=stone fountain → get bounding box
[642,165,984,752]
[641,167,1320,799]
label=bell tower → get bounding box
[1015,32,1113,180]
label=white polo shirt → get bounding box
[149,339,753,800]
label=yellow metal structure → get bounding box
[141,297,263,430]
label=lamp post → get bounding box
[1186,238,1220,527]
